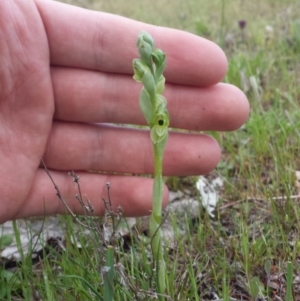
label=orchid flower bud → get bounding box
[133,59,156,98]
[152,49,166,79]
[132,59,147,82]
[137,31,154,65]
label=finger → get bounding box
[35,0,227,86]
[12,169,168,220]
[43,122,220,176]
[51,67,249,131]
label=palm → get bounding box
[0,0,53,221]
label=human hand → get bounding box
[0,0,249,223]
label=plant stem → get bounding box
[150,143,166,295]
[104,246,114,301]
[286,261,294,301]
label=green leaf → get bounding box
[141,69,156,98]
[155,94,167,108]
[264,259,271,276]
[0,234,14,249]
[249,276,262,299]
[0,268,22,299]
[139,89,154,125]
[156,76,165,94]
[0,268,14,283]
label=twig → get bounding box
[41,159,95,230]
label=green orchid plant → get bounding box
[133,31,169,296]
